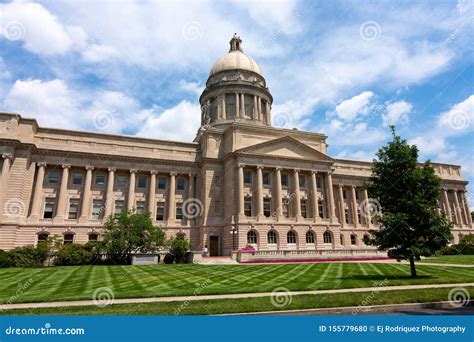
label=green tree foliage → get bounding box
[55,244,94,266]
[98,211,166,264]
[169,234,190,263]
[364,126,452,277]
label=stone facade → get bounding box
[0,35,472,257]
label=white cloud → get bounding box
[335,91,374,121]
[178,80,204,97]
[409,136,447,156]
[382,100,412,126]
[82,44,120,63]
[136,100,201,141]
[437,95,474,136]
[335,149,375,162]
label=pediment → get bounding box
[235,136,334,162]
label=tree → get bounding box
[99,211,166,264]
[169,234,190,263]
[363,126,452,277]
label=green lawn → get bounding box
[419,255,474,265]
[1,262,473,305]
[3,286,472,315]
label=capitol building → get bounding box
[0,35,471,261]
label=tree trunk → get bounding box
[409,256,417,277]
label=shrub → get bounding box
[184,251,194,264]
[163,253,175,264]
[55,244,94,266]
[0,249,10,268]
[9,246,47,267]
[169,235,190,263]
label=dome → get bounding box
[209,34,263,77]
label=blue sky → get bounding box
[0,0,473,205]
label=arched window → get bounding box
[340,234,344,246]
[306,231,315,244]
[88,233,99,242]
[287,231,296,244]
[323,231,332,244]
[247,230,257,244]
[350,234,357,245]
[363,234,370,244]
[63,234,74,245]
[267,230,278,244]
[37,233,49,244]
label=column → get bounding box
[258,97,262,121]
[241,93,245,117]
[338,185,345,227]
[235,93,240,118]
[293,169,301,218]
[54,164,70,222]
[127,169,137,210]
[237,164,244,217]
[462,191,472,226]
[253,95,258,120]
[453,190,463,226]
[274,168,283,219]
[187,173,195,225]
[79,165,94,222]
[167,172,176,223]
[325,171,337,222]
[29,162,47,221]
[148,171,157,218]
[266,102,271,124]
[256,166,264,219]
[0,154,13,212]
[351,186,360,227]
[221,95,226,119]
[443,189,452,222]
[364,189,373,228]
[104,168,116,218]
[311,171,319,220]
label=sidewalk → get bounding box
[1,282,473,311]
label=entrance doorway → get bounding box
[209,236,219,256]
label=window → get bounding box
[363,235,370,245]
[137,175,147,189]
[156,202,165,221]
[287,231,296,244]
[301,199,307,218]
[95,174,106,185]
[306,231,315,244]
[43,199,55,219]
[344,208,350,224]
[244,196,252,216]
[263,198,271,217]
[281,174,288,187]
[343,190,347,199]
[116,175,127,188]
[263,172,270,186]
[299,175,306,188]
[92,200,103,220]
[114,200,124,218]
[177,178,186,191]
[357,209,362,224]
[214,200,220,215]
[316,177,323,190]
[323,231,332,244]
[136,201,145,213]
[48,171,60,184]
[355,190,360,200]
[267,230,277,244]
[351,234,357,245]
[157,177,167,190]
[37,233,49,243]
[247,230,257,244]
[176,202,183,219]
[88,234,99,242]
[318,200,324,219]
[68,199,80,219]
[282,200,289,218]
[340,234,345,246]
[214,176,220,188]
[244,171,252,185]
[63,234,74,245]
[72,172,83,185]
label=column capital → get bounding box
[85,165,95,171]
[275,167,282,171]
[2,153,13,160]
[311,170,318,175]
[256,165,264,170]
[338,183,344,188]
[150,170,158,175]
[37,161,47,167]
[188,173,195,178]
[62,164,71,169]
[108,167,116,172]
[170,172,177,176]
[293,168,300,173]
[130,169,138,174]
[237,163,245,168]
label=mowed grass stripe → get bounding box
[366,263,385,276]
